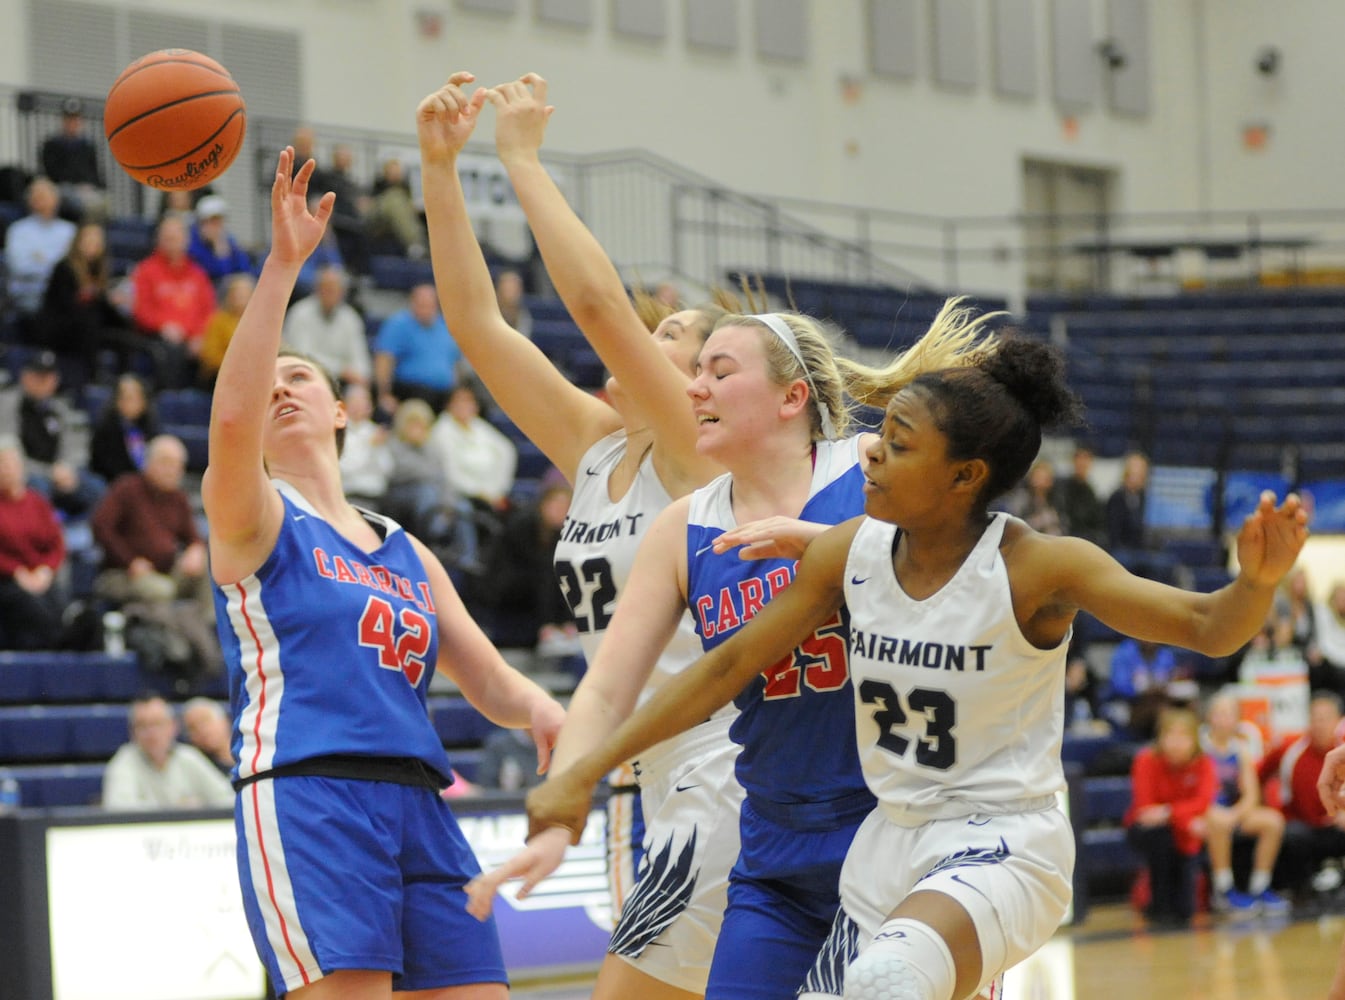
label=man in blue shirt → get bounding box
[374,283,462,413]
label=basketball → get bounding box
[104,49,247,190]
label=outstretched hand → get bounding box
[464,826,570,921]
[1235,491,1309,588]
[268,148,334,267]
[486,73,554,165]
[416,71,488,164]
[1318,744,1345,818]
[529,697,567,776]
[710,517,831,561]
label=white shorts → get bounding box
[804,804,1074,998]
[609,716,744,993]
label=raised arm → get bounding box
[416,72,617,482]
[488,74,717,493]
[1026,492,1308,656]
[203,151,333,581]
[527,517,859,843]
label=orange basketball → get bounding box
[104,49,246,190]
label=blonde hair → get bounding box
[715,295,998,442]
[1156,706,1201,747]
[393,398,435,438]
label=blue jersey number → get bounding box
[858,679,957,770]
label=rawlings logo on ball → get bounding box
[146,142,228,189]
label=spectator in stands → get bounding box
[1125,706,1217,928]
[89,373,158,485]
[1053,441,1106,544]
[337,382,392,510]
[431,382,517,515]
[1260,692,1345,908]
[181,696,233,774]
[130,216,216,388]
[478,728,546,792]
[196,273,255,388]
[91,434,223,680]
[187,195,252,283]
[1004,457,1065,534]
[102,693,233,810]
[281,266,370,387]
[33,221,134,385]
[383,398,460,555]
[319,143,370,273]
[1314,582,1345,694]
[1200,691,1289,916]
[477,482,574,652]
[1276,566,1318,658]
[495,268,531,339]
[4,176,76,319]
[40,98,107,223]
[1106,637,1182,739]
[0,440,66,650]
[1063,637,1106,733]
[373,283,462,413]
[1106,450,1151,552]
[366,157,427,257]
[156,188,200,226]
[0,350,104,518]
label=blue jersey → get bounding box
[685,438,873,823]
[213,480,452,784]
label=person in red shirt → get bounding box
[0,441,66,649]
[1261,691,1345,903]
[1126,706,1218,927]
[130,215,216,388]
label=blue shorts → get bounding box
[705,797,864,1000]
[235,775,506,995]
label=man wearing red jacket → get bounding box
[1260,692,1345,902]
[1125,707,1218,927]
[0,442,66,649]
[130,215,215,388]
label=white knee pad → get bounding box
[842,918,956,1000]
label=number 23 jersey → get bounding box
[843,513,1069,824]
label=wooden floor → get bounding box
[512,904,1345,999]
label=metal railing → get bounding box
[4,83,1345,302]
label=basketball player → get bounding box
[468,296,1000,1000]
[204,148,566,1000]
[524,336,1308,1000]
[418,72,738,1000]
[1317,742,1345,1000]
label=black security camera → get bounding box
[1256,47,1280,76]
[1096,40,1126,71]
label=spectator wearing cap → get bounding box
[130,215,216,387]
[0,350,105,518]
[40,98,107,223]
[3,176,76,318]
[187,195,252,283]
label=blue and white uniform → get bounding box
[685,437,874,1000]
[214,480,504,995]
[556,431,743,992]
[801,513,1074,999]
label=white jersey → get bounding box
[843,513,1068,825]
[555,431,731,777]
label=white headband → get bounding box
[750,313,837,440]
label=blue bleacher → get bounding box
[156,388,212,426]
[0,651,142,705]
[0,762,105,807]
[164,422,210,471]
[428,696,503,748]
[369,255,435,291]
[0,703,129,761]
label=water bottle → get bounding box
[103,610,127,657]
[0,776,20,813]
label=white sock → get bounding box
[1249,870,1272,896]
[1213,869,1234,894]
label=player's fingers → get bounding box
[516,863,551,901]
[311,191,336,226]
[447,70,476,87]
[534,736,553,775]
[463,877,497,920]
[521,72,548,103]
